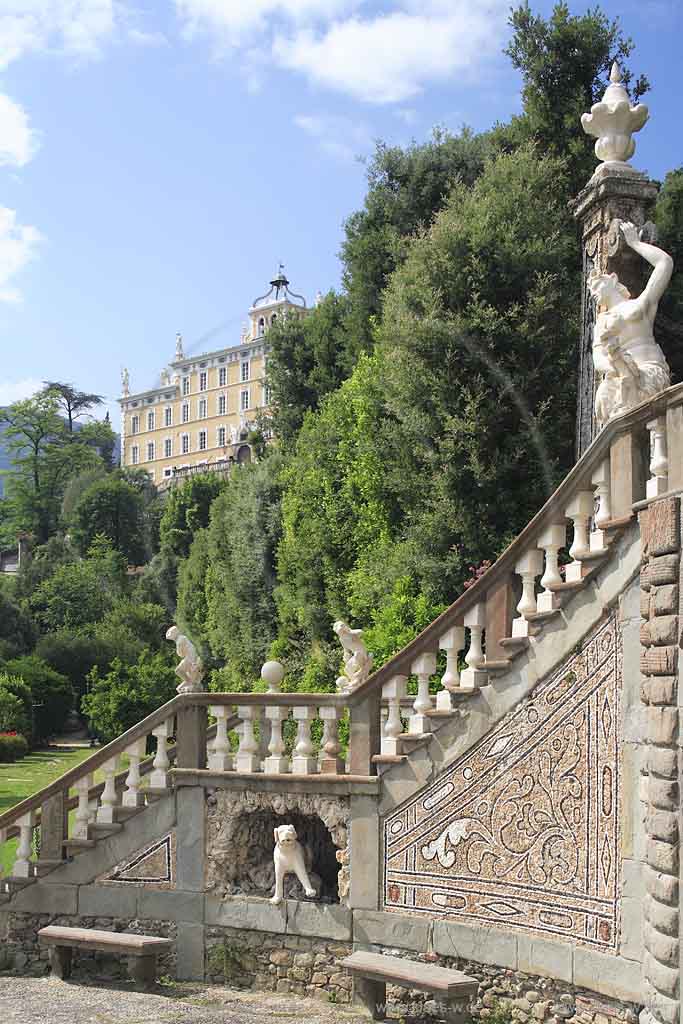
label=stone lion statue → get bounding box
[590,221,673,429]
[270,824,317,905]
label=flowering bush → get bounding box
[0,732,29,762]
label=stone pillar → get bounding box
[571,168,658,457]
[639,496,680,1024]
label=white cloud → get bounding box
[175,0,356,50]
[0,376,44,406]
[0,93,38,167]
[294,112,372,160]
[0,1,116,69]
[274,1,507,103]
[127,27,168,47]
[0,207,42,303]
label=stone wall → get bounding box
[639,495,681,1024]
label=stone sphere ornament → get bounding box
[581,62,648,169]
[261,660,285,693]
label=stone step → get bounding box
[90,822,123,838]
[499,636,530,650]
[34,858,66,877]
[372,754,408,765]
[4,875,37,894]
[63,838,96,856]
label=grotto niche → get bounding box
[205,790,350,905]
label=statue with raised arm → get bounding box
[121,368,130,397]
[590,221,673,429]
[333,620,373,694]
[166,625,205,693]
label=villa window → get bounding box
[241,360,250,382]
[181,434,189,454]
[258,317,265,337]
[218,394,226,415]
[199,398,207,418]
[147,411,155,431]
[182,402,189,423]
[199,430,207,451]
[131,415,139,434]
[164,439,172,458]
[131,445,139,465]
[165,407,172,427]
[219,367,227,387]
[182,377,190,396]
[240,389,249,411]
[199,371,208,391]
[218,426,226,447]
[147,442,155,462]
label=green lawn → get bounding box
[0,746,94,876]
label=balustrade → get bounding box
[511,550,543,636]
[292,706,317,774]
[150,720,173,789]
[234,706,262,772]
[122,739,147,808]
[13,812,36,878]
[381,675,408,755]
[437,628,465,709]
[264,706,289,774]
[97,757,120,824]
[537,524,565,612]
[590,459,611,554]
[647,416,669,498]
[208,705,233,772]
[565,491,595,582]
[461,603,486,689]
[73,774,94,839]
[320,706,344,774]
[409,653,437,735]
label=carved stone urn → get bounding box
[581,62,648,169]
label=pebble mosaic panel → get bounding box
[384,612,622,950]
[98,831,176,888]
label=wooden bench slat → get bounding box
[339,952,477,996]
[38,926,171,956]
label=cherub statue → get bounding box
[121,368,130,397]
[590,221,673,430]
[333,620,373,694]
[166,625,205,693]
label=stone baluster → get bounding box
[437,628,465,709]
[122,738,147,808]
[235,706,262,773]
[646,416,668,499]
[97,757,120,824]
[13,811,36,878]
[460,603,486,690]
[150,720,173,789]
[382,675,408,754]
[409,653,437,735]
[292,706,318,774]
[72,774,94,839]
[208,705,233,772]
[565,491,595,582]
[264,706,289,774]
[590,459,611,554]
[537,525,566,612]
[511,550,544,636]
[320,706,345,774]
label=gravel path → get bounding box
[0,976,372,1024]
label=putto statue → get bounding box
[270,824,317,905]
[165,625,205,693]
[121,367,130,397]
[581,62,649,170]
[590,221,673,430]
[333,620,373,694]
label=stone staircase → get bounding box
[1,382,681,904]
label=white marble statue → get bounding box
[175,332,184,360]
[160,368,170,385]
[581,62,648,169]
[121,367,130,397]
[270,824,317,905]
[333,620,373,694]
[590,222,673,430]
[166,625,205,693]
[230,422,239,444]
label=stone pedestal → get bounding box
[571,166,659,457]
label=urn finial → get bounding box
[580,60,649,169]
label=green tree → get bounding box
[29,536,127,632]
[159,473,227,560]
[655,167,683,382]
[41,381,104,434]
[71,475,146,563]
[2,655,73,742]
[0,589,35,660]
[0,674,32,738]
[82,650,177,742]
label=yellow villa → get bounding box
[118,268,308,485]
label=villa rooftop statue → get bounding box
[581,62,649,173]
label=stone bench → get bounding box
[37,925,172,989]
[339,951,478,1023]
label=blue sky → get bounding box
[0,0,680,427]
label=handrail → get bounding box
[346,383,683,705]
[0,694,184,832]
[187,692,347,708]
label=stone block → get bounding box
[647,747,678,779]
[516,934,572,983]
[78,884,139,918]
[647,838,679,874]
[205,895,286,933]
[645,893,679,936]
[642,647,678,677]
[645,867,679,906]
[653,585,679,616]
[647,777,679,812]
[175,786,205,892]
[641,677,676,706]
[10,882,78,915]
[646,809,678,844]
[648,987,680,1024]
[647,616,679,647]
[138,888,204,923]
[353,910,430,952]
[572,948,643,1002]
[619,897,643,962]
[646,555,680,588]
[348,795,380,910]
[286,901,352,941]
[640,591,652,619]
[646,498,680,557]
[432,919,516,970]
[647,707,678,745]
[176,922,205,980]
[644,951,679,998]
[644,922,679,967]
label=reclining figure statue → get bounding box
[590,221,673,430]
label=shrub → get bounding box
[82,650,178,742]
[3,656,74,742]
[0,673,33,738]
[0,732,29,762]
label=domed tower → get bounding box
[248,265,307,340]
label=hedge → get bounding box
[0,732,29,762]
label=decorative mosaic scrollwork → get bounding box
[384,613,622,950]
